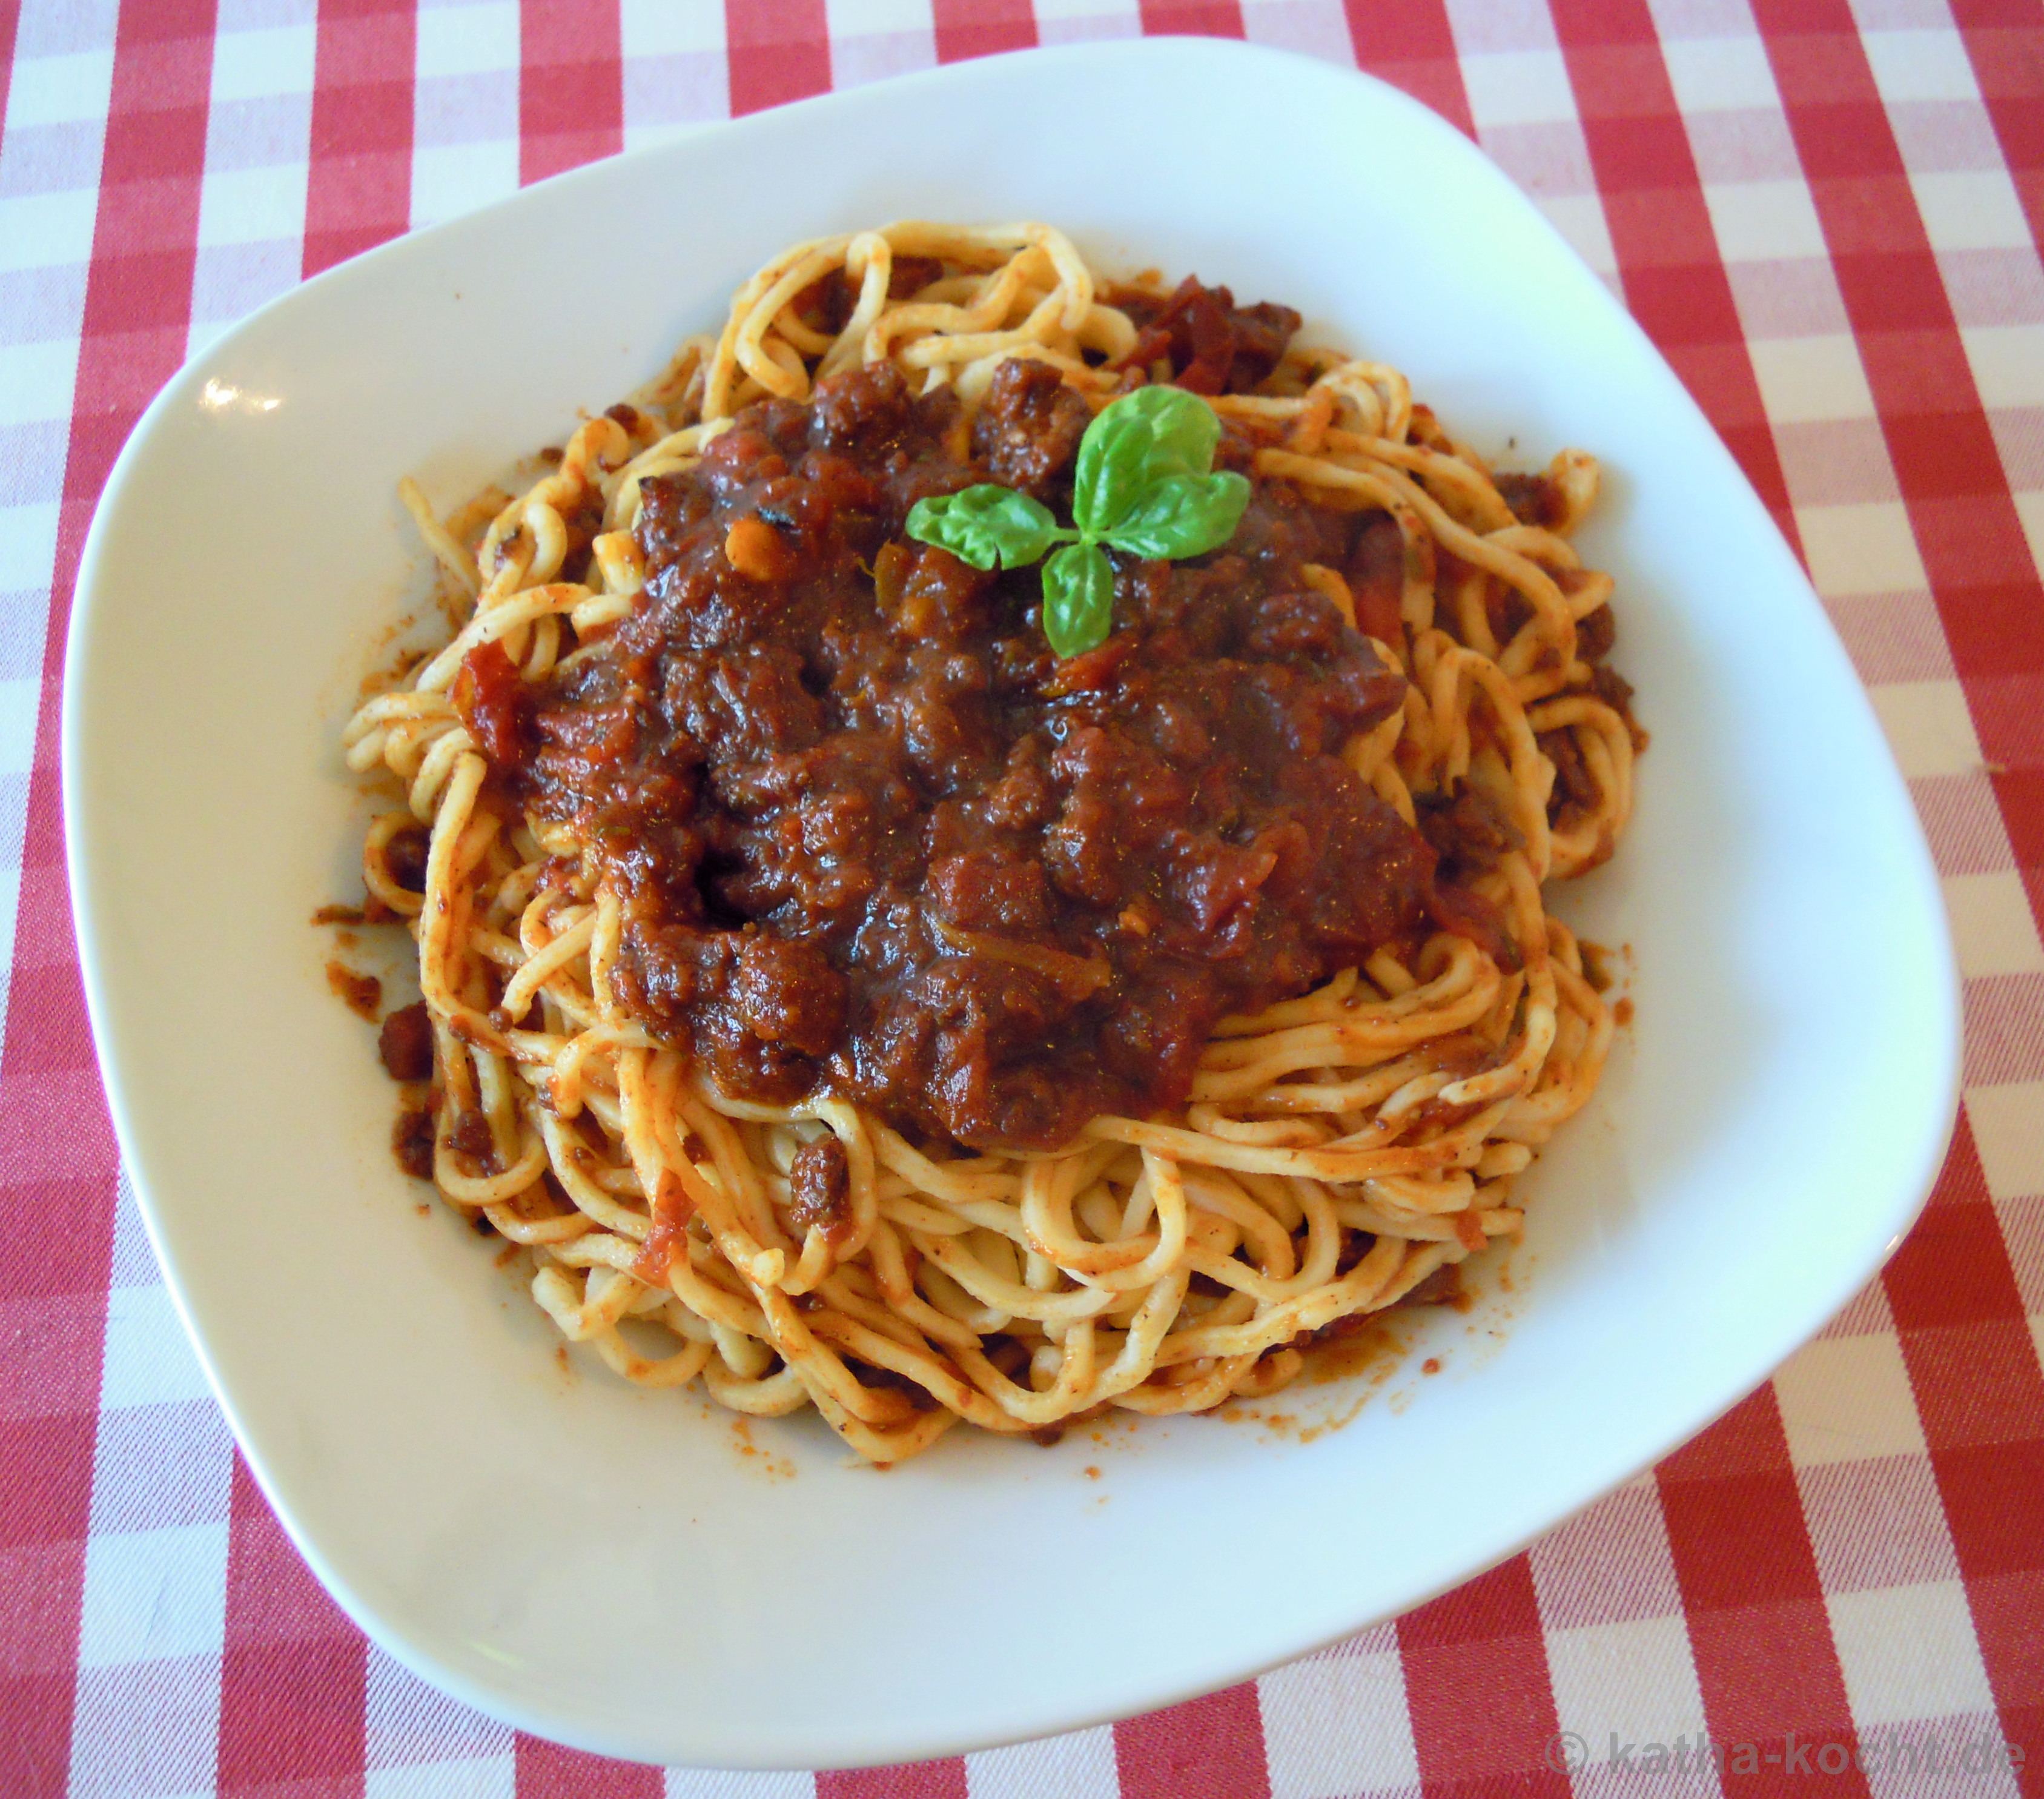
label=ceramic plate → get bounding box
[65,37,1958,1769]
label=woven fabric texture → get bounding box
[2,1,2041,1793]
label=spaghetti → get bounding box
[341,222,1636,1463]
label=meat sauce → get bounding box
[463,321,1528,1153]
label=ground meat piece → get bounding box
[1494,471,1562,529]
[1225,301,1301,391]
[887,540,997,642]
[1346,512,1409,646]
[809,360,915,454]
[392,1105,435,1179]
[1040,635,1133,698]
[787,1134,852,1243]
[386,823,430,892]
[554,483,608,585]
[1482,588,1531,649]
[448,1108,501,1174]
[1427,879,1521,971]
[858,1361,939,1410]
[1334,1233,1378,1276]
[790,267,858,336]
[888,254,942,299]
[1576,601,1615,663]
[927,850,1053,935]
[1417,787,1522,878]
[1402,1264,1466,1307]
[1590,661,1634,715]
[970,357,1091,496]
[1113,277,1302,396]
[1589,662,1647,754]
[1238,589,1351,661]
[378,1001,434,1081]
[1542,727,1599,823]
[731,932,845,1056]
[789,259,946,343]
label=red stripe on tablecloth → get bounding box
[727,0,832,117]
[0,1416,96,1799]
[931,0,1036,62]
[2002,772,2044,895]
[0,0,216,1791]
[821,1759,969,1798]
[1655,1390,1870,1798]
[1343,0,1473,137]
[1882,1115,2044,1795]
[1947,0,2044,260]
[303,0,416,277]
[1114,1683,1271,1799]
[1396,1558,1569,1798]
[216,1456,366,1797]
[520,0,622,187]
[1139,2,1246,39]
[515,1737,663,1797]
[1550,0,1798,544]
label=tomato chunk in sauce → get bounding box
[468,352,1507,1151]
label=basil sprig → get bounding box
[903,385,1249,658]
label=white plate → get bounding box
[65,37,1958,1771]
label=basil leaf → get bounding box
[905,485,1061,571]
[1071,409,1163,542]
[1071,385,1223,539]
[1098,471,1250,562]
[1040,542,1114,658]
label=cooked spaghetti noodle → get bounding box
[342,222,1635,1463]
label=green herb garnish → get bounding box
[904,385,1249,658]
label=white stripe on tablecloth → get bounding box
[363,1646,517,1791]
[1257,1620,1421,1799]
[965,1723,1122,1798]
[819,0,933,91]
[412,0,519,228]
[0,0,115,1081]
[188,0,316,362]
[621,0,730,141]
[70,1173,236,1799]
[1444,0,1619,284]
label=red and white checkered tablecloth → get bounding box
[4,0,2042,1792]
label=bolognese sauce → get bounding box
[458,340,1537,1153]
